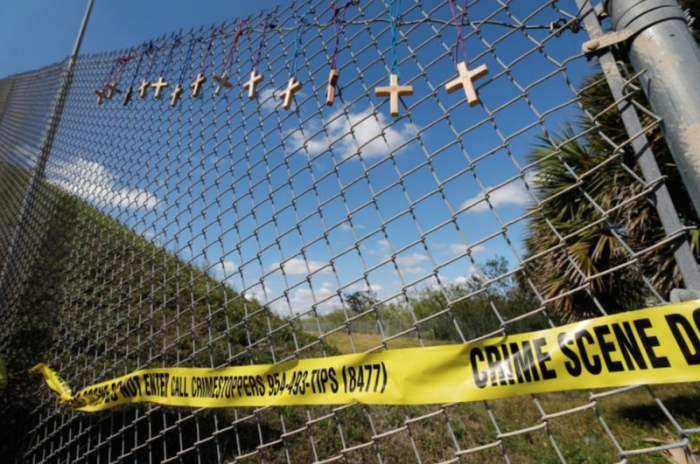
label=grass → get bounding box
[307,330,446,353]
[304,330,700,464]
[3,155,698,463]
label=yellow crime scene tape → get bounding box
[31,299,700,412]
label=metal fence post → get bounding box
[0,0,94,348]
[607,0,700,219]
[576,0,700,290]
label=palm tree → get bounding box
[683,0,700,42]
[525,49,700,321]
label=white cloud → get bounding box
[389,253,429,276]
[244,283,273,302]
[340,222,366,232]
[259,87,278,111]
[285,285,338,315]
[452,266,484,287]
[447,243,487,256]
[214,260,238,275]
[289,107,415,160]
[378,239,391,249]
[345,282,384,295]
[272,281,387,316]
[269,257,332,276]
[453,275,473,286]
[114,190,158,209]
[461,178,533,214]
[51,157,158,210]
[403,266,426,275]
[395,253,429,266]
[360,244,378,256]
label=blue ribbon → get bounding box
[290,14,308,76]
[178,36,198,83]
[383,0,402,76]
[130,43,148,87]
[161,33,182,76]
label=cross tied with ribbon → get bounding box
[93,1,492,117]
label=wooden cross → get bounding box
[243,70,264,99]
[151,77,169,99]
[280,77,302,110]
[104,82,121,100]
[212,71,233,96]
[170,84,184,107]
[138,79,150,98]
[445,62,489,107]
[375,74,413,117]
[326,69,340,106]
[123,86,133,106]
[190,73,206,97]
[95,88,106,106]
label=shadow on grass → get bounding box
[614,393,700,425]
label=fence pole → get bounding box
[576,0,700,290]
[607,0,700,219]
[0,0,94,347]
[0,0,94,273]
[36,0,95,164]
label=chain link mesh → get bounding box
[1,0,699,463]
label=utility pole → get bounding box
[576,0,700,290]
[606,0,700,219]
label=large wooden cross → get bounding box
[445,62,488,107]
[280,78,303,110]
[190,73,206,97]
[212,72,233,96]
[326,69,340,106]
[244,70,264,99]
[375,74,413,117]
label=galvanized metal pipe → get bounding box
[0,0,95,347]
[608,0,700,218]
[576,0,700,290]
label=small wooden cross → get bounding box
[151,77,169,99]
[95,88,106,106]
[326,69,340,106]
[138,79,150,98]
[375,74,413,117]
[170,84,184,107]
[212,71,233,96]
[190,73,206,97]
[123,86,133,106]
[280,77,302,110]
[445,62,489,107]
[243,70,264,99]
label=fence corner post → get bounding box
[607,0,700,219]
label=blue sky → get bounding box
[0,0,288,79]
[6,0,601,319]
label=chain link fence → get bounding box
[1,0,699,463]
